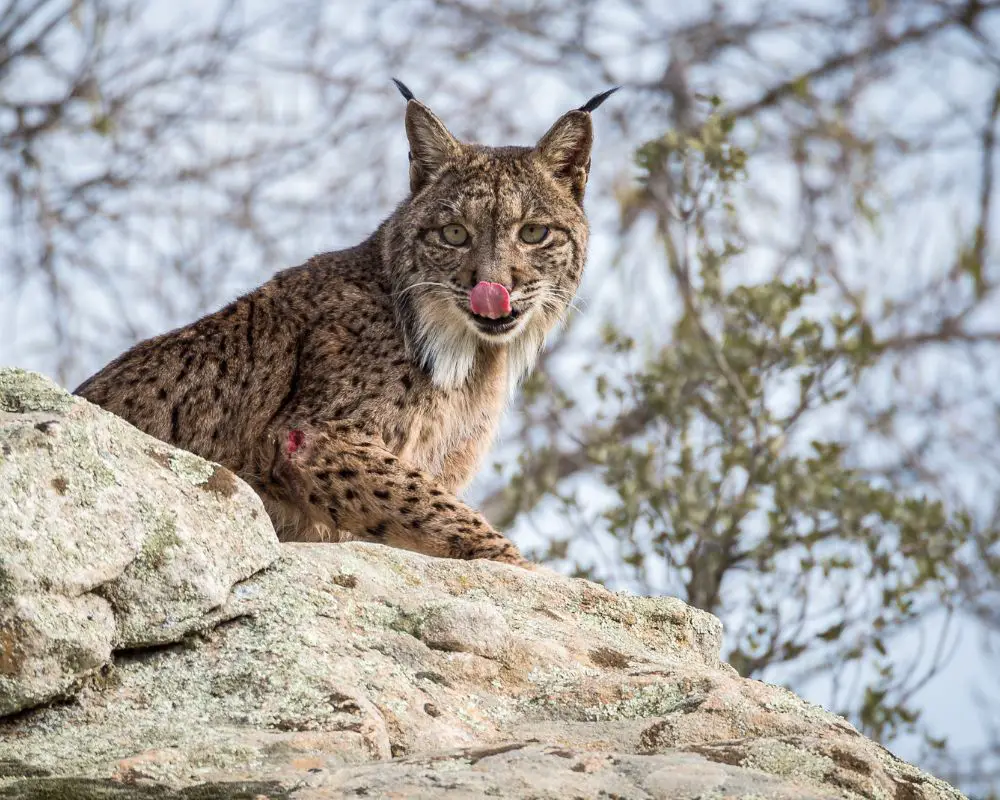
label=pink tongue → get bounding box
[469,282,512,319]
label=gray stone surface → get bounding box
[0,543,963,799]
[0,368,280,715]
[290,743,851,799]
[0,368,966,799]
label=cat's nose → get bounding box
[474,262,514,292]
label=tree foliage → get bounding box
[514,104,972,751]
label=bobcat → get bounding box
[75,80,616,566]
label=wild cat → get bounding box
[76,81,616,565]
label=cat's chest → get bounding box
[386,361,507,480]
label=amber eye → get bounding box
[519,223,549,244]
[441,223,469,246]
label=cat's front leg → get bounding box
[259,421,529,566]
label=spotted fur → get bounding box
[74,87,610,565]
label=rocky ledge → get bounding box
[0,369,965,799]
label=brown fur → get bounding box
[75,90,607,565]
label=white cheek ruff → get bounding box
[504,326,545,397]
[413,304,548,394]
[415,315,479,390]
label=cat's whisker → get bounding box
[538,292,584,317]
[391,281,453,299]
[534,288,586,313]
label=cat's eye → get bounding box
[519,223,549,244]
[441,224,469,246]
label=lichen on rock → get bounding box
[0,369,77,415]
[0,368,279,715]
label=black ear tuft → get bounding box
[578,86,620,113]
[392,78,416,102]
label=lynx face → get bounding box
[385,96,599,390]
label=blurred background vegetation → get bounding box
[2,0,998,795]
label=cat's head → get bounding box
[384,81,616,390]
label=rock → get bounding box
[0,368,966,799]
[0,543,964,799]
[292,744,851,798]
[0,369,280,716]
[416,599,512,658]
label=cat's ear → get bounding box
[394,80,461,193]
[535,88,618,204]
[535,111,594,204]
[405,102,462,192]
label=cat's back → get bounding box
[74,236,391,468]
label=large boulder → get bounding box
[0,368,280,716]
[0,369,965,799]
